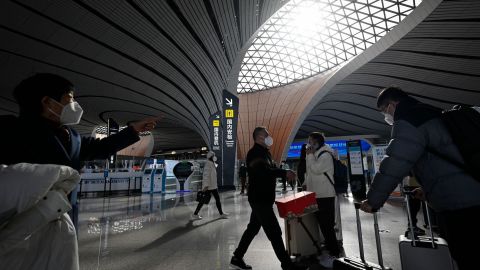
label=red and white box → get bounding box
[275,191,317,218]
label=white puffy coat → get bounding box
[202,160,218,190]
[0,163,80,270]
[305,145,336,198]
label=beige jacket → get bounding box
[202,160,218,190]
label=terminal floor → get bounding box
[77,189,414,270]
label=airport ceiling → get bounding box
[0,0,287,151]
[298,0,480,138]
[1,0,479,153]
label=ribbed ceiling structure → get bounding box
[0,0,479,158]
[237,0,421,93]
[296,0,480,141]
[0,0,287,152]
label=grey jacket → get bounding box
[367,98,480,212]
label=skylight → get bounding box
[237,0,421,93]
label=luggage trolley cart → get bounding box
[275,191,323,258]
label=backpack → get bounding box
[318,151,349,194]
[429,105,480,182]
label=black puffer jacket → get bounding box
[247,143,286,204]
[367,97,480,212]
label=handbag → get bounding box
[196,190,211,204]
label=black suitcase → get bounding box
[333,202,392,270]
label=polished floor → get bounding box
[77,186,416,270]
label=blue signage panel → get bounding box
[287,140,371,158]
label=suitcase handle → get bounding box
[403,187,436,248]
[353,202,386,269]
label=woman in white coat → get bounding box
[303,132,340,268]
[191,152,229,220]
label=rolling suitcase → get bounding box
[285,211,323,257]
[399,189,458,270]
[333,202,392,270]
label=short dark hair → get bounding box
[13,73,75,116]
[308,132,325,146]
[376,86,409,109]
[253,126,267,140]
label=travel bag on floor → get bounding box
[333,202,391,270]
[285,211,323,257]
[399,190,458,270]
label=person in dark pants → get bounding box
[303,132,340,268]
[239,163,248,195]
[280,161,294,191]
[404,172,426,236]
[297,144,307,191]
[0,73,159,228]
[192,151,228,220]
[360,86,480,270]
[230,127,305,270]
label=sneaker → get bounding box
[220,213,230,219]
[190,214,202,220]
[318,254,336,269]
[230,256,252,270]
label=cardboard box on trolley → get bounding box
[275,191,317,218]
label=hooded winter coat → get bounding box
[367,97,480,212]
[0,163,80,270]
[305,144,336,198]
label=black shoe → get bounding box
[230,256,252,270]
[413,226,426,235]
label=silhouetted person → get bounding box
[0,73,159,227]
[239,162,248,195]
[230,127,305,270]
[297,144,307,191]
[360,86,480,270]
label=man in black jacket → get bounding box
[230,127,305,270]
[0,73,158,226]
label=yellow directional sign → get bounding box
[225,109,234,118]
[213,120,220,127]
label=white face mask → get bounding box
[264,136,274,147]
[212,156,217,162]
[49,99,84,125]
[381,103,395,126]
[384,113,394,126]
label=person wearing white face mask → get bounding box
[359,86,480,270]
[303,132,341,268]
[231,127,306,270]
[0,73,159,228]
[191,151,229,220]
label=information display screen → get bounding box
[287,140,371,158]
